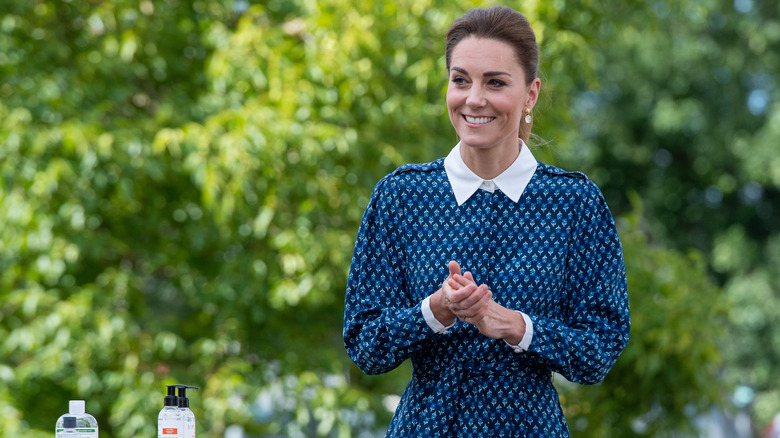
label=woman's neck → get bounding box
[460,140,521,180]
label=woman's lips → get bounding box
[464,115,496,125]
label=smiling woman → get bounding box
[343,6,630,438]
[445,36,540,179]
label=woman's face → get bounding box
[446,37,540,153]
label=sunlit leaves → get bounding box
[2,0,776,436]
[548,0,780,429]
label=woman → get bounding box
[343,6,630,437]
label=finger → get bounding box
[458,298,491,323]
[442,279,475,309]
[472,293,493,318]
[448,275,473,291]
[448,260,462,278]
[463,271,475,283]
[460,294,492,319]
[451,273,474,288]
[443,275,471,292]
[451,285,491,311]
[447,283,478,304]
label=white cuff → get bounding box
[421,296,455,334]
[506,311,534,353]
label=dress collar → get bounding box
[444,139,538,206]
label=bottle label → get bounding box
[56,428,98,434]
[162,428,178,434]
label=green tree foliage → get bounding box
[547,0,780,428]
[0,0,770,436]
[558,199,725,436]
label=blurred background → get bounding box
[1,0,778,437]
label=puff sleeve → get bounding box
[343,176,437,375]
[523,178,630,384]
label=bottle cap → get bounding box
[69,400,86,415]
[64,416,77,428]
[176,385,200,408]
[164,384,178,407]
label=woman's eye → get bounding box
[489,79,506,87]
[451,76,467,85]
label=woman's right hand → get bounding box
[431,260,493,325]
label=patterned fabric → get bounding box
[343,158,630,437]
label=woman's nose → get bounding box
[466,86,486,108]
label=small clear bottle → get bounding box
[158,385,182,438]
[55,401,99,437]
[176,385,199,438]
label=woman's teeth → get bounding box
[465,115,495,124]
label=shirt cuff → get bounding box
[421,296,455,334]
[506,311,534,353]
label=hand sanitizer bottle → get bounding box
[176,385,199,438]
[158,385,182,437]
[55,400,99,437]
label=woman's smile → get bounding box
[463,115,496,125]
[446,36,538,157]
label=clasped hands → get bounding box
[431,260,525,345]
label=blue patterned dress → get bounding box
[343,157,630,437]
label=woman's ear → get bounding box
[525,77,542,109]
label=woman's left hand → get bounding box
[447,272,526,344]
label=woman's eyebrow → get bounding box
[450,66,512,77]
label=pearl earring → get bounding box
[524,108,532,124]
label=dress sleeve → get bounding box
[343,177,437,375]
[524,179,630,384]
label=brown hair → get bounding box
[445,6,539,143]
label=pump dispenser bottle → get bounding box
[177,385,199,438]
[158,385,182,437]
[55,400,99,437]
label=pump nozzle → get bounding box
[176,384,200,408]
[163,384,178,407]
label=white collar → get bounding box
[444,139,538,206]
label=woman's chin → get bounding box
[458,135,500,150]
